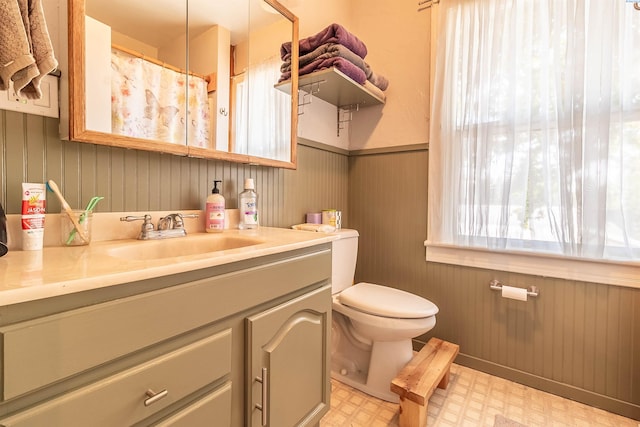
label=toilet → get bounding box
[330,229,439,402]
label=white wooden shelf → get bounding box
[275,67,385,108]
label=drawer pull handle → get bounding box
[255,367,268,426]
[144,388,168,406]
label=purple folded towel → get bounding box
[281,23,368,61]
[281,43,389,91]
[279,57,368,85]
[281,43,364,73]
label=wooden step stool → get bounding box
[390,338,460,427]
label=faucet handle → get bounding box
[120,214,154,236]
[120,214,152,222]
[121,214,152,225]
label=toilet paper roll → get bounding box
[501,285,528,301]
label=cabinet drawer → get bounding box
[154,382,232,427]
[0,329,232,427]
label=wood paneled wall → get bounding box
[0,112,347,230]
[426,264,640,418]
[348,148,640,420]
[348,148,429,295]
[0,112,284,222]
[283,140,349,227]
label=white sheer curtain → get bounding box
[429,0,640,261]
[235,55,291,161]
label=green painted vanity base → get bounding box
[0,244,332,426]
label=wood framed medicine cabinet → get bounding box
[67,0,299,169]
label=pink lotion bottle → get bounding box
[205,180,225,233]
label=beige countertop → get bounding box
[0,211,335,306]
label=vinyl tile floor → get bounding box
[319,363,639,427]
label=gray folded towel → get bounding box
[366,69,388,92]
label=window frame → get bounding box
[425,1,640,289]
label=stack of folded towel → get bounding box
[279,23,388,92]
[0,0,58,100]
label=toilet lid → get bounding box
[338,282,439,319]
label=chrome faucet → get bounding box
[120,213,199,240]
[157,213,186,231]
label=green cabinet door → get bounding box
[246,285,331,427]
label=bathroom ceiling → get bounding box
[86,0,285,48]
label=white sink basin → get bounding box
[106,234,265,261]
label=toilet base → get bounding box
[331,339,415,403]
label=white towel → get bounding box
[291,223,336,233]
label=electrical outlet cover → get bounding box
[0,75,59,118]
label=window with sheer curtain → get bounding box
[234,55,291,161]
[427,0,640,275]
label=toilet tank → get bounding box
[331,229,359,294]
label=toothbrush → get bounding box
[66,196,103,245]
[46,180,90,244]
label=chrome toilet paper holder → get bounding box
[489,279,539,298]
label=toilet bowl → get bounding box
[329,230,439,402]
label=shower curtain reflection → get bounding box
[110,48,211,147]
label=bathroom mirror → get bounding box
[68,0,299,168]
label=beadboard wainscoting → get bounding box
[347,146,640,421]
[0,112,348,230]
[283,139,349,228]
[0,112,285,223]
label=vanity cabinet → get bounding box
[0,245,331,426]
[247,286,331,427]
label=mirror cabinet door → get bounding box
[243,0,293,163]
[77,0,190,154]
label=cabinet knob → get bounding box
[255,367,268,426]
[144,388,168,406]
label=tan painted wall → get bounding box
[287,0,431,151]
[348,0,431,151]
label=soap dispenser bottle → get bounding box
[238,178,259,230]
[205,180,225,233]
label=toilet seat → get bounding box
[338,282,439,319]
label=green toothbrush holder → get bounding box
[61,210,93,246]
